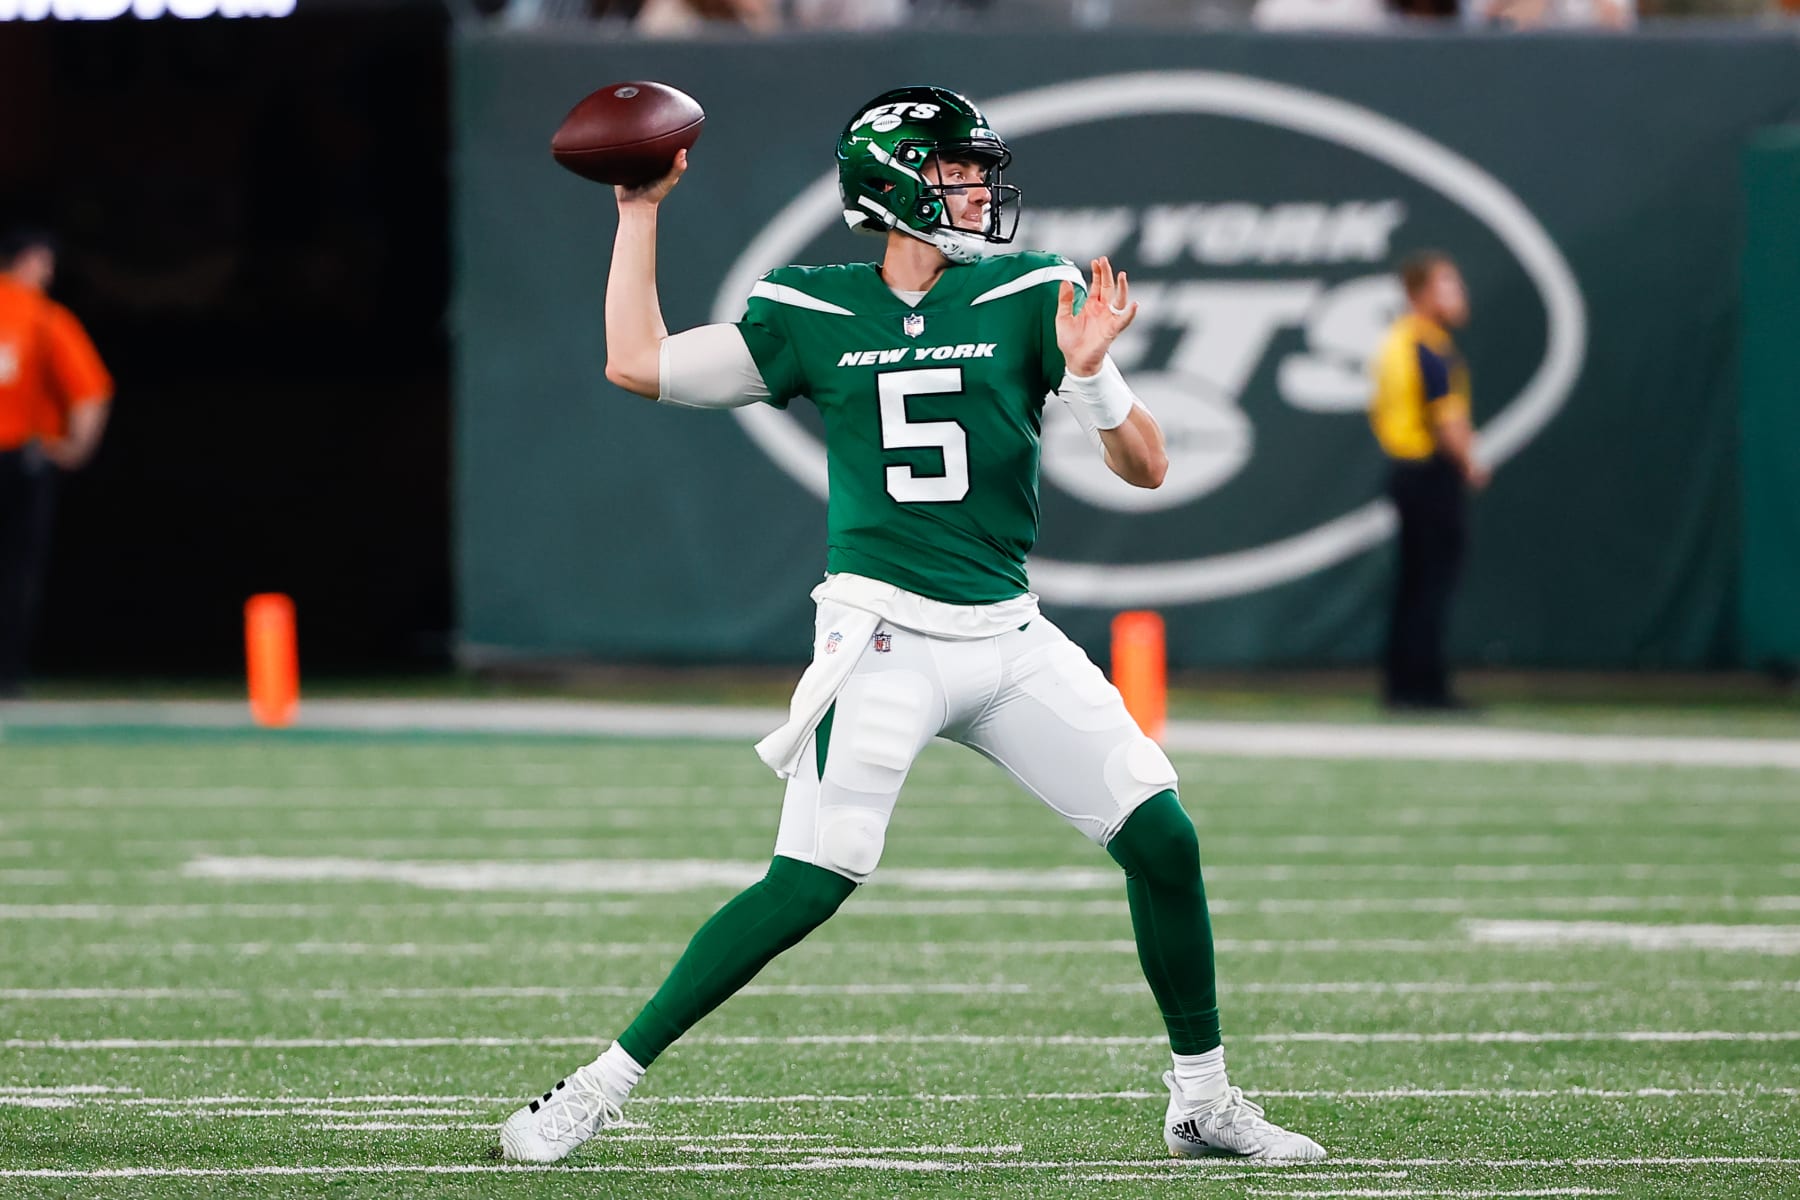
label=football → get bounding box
[551,81,705,186]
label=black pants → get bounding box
[1383,456,1467,706]
[0,448,58,696]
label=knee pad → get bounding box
[815,805,888,883]
[1105,734,1180,815]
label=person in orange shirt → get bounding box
[0,228,114,697]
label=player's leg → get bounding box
[954,620,1324,1160]
[1413,462,1469,705]
[500,625,944,1162]
[0,451,54,697]
[1384,463,1433,706]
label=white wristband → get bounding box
[1060,356,1136,431]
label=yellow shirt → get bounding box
[1369,313,1469,461]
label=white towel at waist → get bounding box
[753,599,881,778]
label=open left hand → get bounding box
[1056,256,1138,378]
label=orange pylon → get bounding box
[1111,610,1166,742]
[245,593,299,728]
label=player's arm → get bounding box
[1421,350,1489,490]
[602,150,689,399]
[43,402,109,470]
[1432,409,1489,491]
[39,307,114,471]
[1056,257,1168,490]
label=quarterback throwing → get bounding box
[499,85,1326,1164]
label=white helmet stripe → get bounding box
[865,141,926,184]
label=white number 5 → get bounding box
[879,368,968,504]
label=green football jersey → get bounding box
[737,251,1086,606]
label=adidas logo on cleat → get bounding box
[1169,1119,1205,1145]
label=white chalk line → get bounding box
[10,1086,1793,1110]
[0,861,1774,885]
[8,1031,1798,1051]
[56,938,1483,957]
[1245,1190,1617,1199]
[0,1157,1793,1179]
[1465,920,1800,954]
[9,894,1794,918]
[1081,1169,1410,1182]
[98,833,1776,857]
[10,699,1800,769]
[4,978,1795,1002]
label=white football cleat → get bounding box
[1163,1071,1327,1161]
[498,1057,627,1163]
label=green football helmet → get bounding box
[837,85,1021,264]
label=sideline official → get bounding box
[0,229,114,698]
[1369,251,1488,711]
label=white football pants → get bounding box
[773,616,1179,883]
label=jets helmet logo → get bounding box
[853,102,942,134]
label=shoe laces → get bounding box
[1203,1085,1268,1129]
[541,1069,622,1145]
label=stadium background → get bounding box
[2,1,1799,685]
[2,5,1799,1198]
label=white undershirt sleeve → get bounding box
[657,324,771,410]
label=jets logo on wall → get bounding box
[716,72,1586,607]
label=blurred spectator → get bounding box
[1368,251,1486,713]
[0,229,113,699]
[1260,0,1382,26]
[1471,0,1633,27]
[1254,0,1388,27]
[791,0,910,27]
[636,0,778,34]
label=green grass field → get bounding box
[2,726,1797,1198]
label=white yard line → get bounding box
[0,860,1774,887]
[9,1087,1792,1111]
[309,1122,492,1131]
[0,1158,1792,1179]
[12,888,1786,917]
[62,938,1474,957]
[1466,920,1800,954]
[8,1031,1797,1051]
[8,699,1800,769]
[0,984,1039,1001]
[1244,1192,1612,1199]
[1,979,1788,1002]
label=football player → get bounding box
[500,85,1325,1164]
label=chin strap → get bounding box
[843,207,1001,265]
[926,227,999,264]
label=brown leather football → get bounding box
[551,81,705,186]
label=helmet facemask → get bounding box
[893,144,1021,263]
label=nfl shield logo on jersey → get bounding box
[871,632,893,653]
[902,313,925,339]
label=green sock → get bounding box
[617,855,855,1066]
[1106,790,1223,1055]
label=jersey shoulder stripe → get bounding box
[969,263,1086,306]
[967,252,1086,306]
[749,279,856,316]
